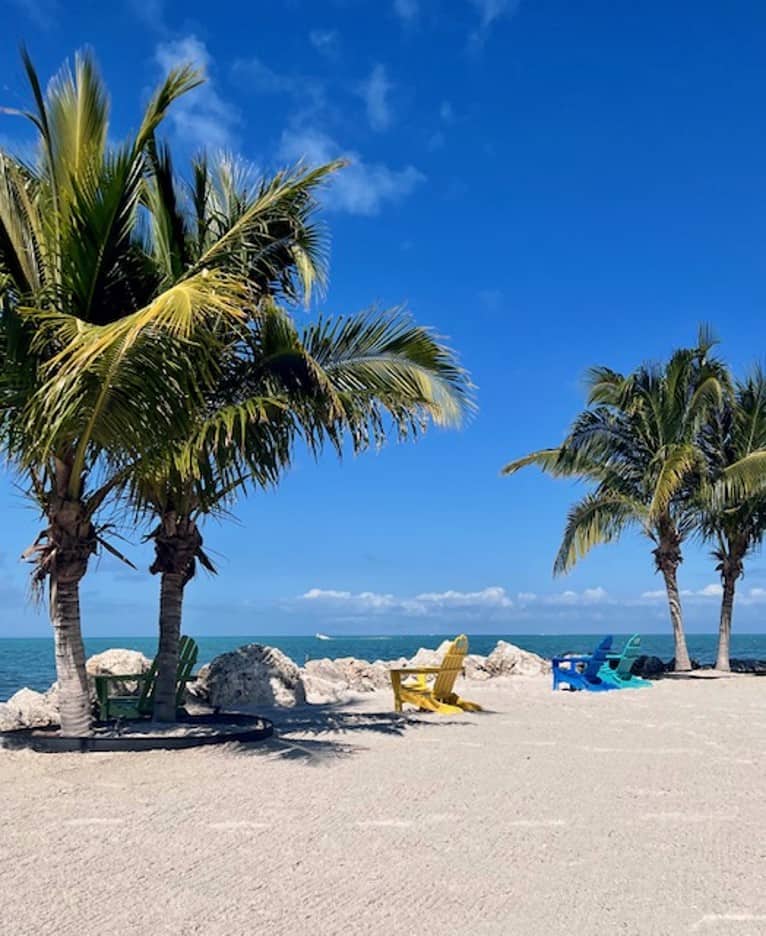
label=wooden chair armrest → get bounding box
[93,672,151,684]
[389,666,441,675]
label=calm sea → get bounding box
[2,633,766,701]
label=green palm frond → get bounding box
[554,491,637,575]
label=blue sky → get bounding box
[2,0,766,636]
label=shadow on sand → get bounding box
[232,702,479,766]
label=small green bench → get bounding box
[94,636,199,720]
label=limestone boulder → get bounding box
[195,644,306,709]
[0,702,20,731]
[301,657,396,703]
[408,640,454,668]
[3,687,59,728]
[86,649,152,696]
[485,641,550,677]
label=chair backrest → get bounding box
[433,635,468,700]
[175,636,199,705]
[584,636,613,678]
[136,636,199,715]
[614,634,641,676]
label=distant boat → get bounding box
[315,633,332,641]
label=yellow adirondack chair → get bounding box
[389,635,482,714]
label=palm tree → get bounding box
[695,369,766,670]
[502,333,728,671]
[0,50,342,734]
[133,148,472,720]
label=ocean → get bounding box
[2,632,766,700]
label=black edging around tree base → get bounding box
[0,711,274,753]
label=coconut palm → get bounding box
[0,50,342,734]
[695,369,766,670]
[135,153,472,718]
[502,333,728,671]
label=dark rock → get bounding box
[630,655,666,679]
[666,658,700,672]
[729,658,766,674]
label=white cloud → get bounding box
[393,0,419,23]
[303,588,353,601]
[358,65,393,132]
[154,36,239,149]
[468,0,521,48]
[415,586,513,608]
[642,584,723,601]
[697,583,723,598]
[543,587,609,606]
[278,127,424,216]
[309,29,340,59]
[300,585,512,615]
[517,591,537,603]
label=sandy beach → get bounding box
[2,675,765,936]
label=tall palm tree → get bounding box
[695,369,766,671]
[134,147,472,720]
[0,50,342,734]
[502,333,728,671]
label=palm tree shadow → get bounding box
[233,702,474,766]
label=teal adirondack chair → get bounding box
[94,636,199,720]
[599,634,651,689]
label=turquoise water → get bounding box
[2,633,766,700]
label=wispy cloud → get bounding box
[154,36,239,149]
[231,56,296,95]
[128,0,167,32]
[542,587,609,606]
[440,100,456,123]
[393,0,419,24]
[358,65,394,132]
[278,127,424,216]
[8,0,58,29]
[468,0,521,49]
[309,29,341,60]
[641,584,723,601]
[301,585,513,615]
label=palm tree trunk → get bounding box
[153,572,185,722]
[715,572,736,672]
[660,564,692,672]
[50,568,91,736]
[150,511,202,722]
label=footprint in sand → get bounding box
[690,913,766,932]
[64,818,124,827]
[355,819,413,829]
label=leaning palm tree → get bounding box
[695,369,766,670]
[502,332,728,671]
[0,50,342,735]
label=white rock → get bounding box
[0,702,20,731]
[301,673,347,705]
[4,687,59,728]
[485,641,550,677]
[196,644,306,709]
[86,649,152,696]
[300,657,395,703]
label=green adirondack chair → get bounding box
[94,636,199,720]
[599,634,651,689]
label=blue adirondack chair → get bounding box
[599,634,651,689]
[552,636,618,691]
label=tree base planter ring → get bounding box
[0,712,273,753]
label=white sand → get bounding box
[2,675,765,935]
